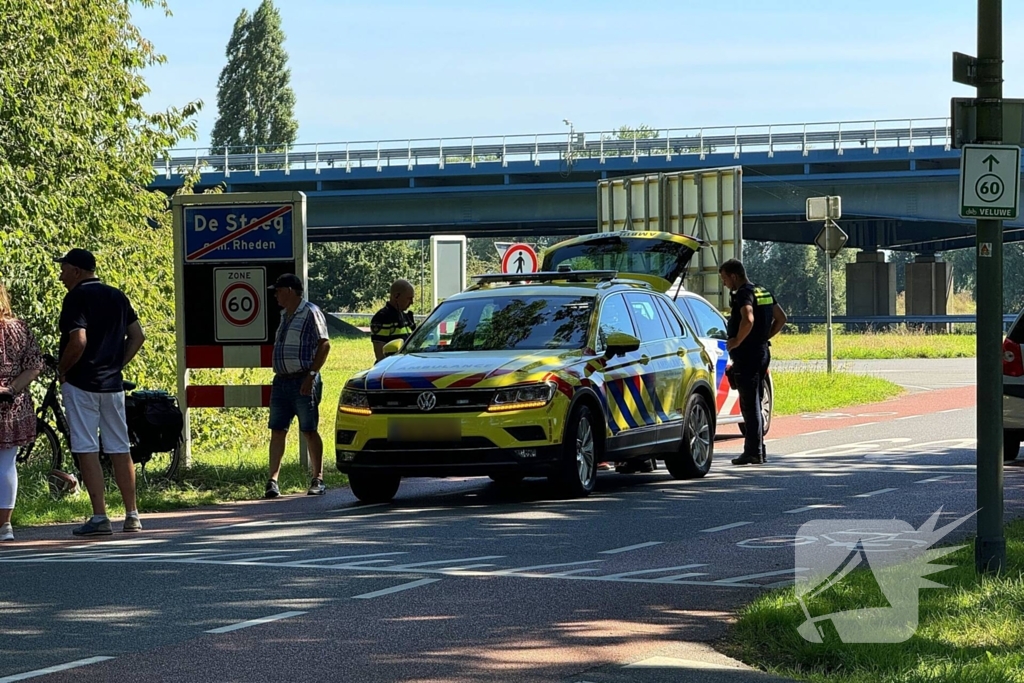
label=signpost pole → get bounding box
[975,0,1006,573]
[825,220,834,374]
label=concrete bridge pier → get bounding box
[905,253,953,332]
[845,249,896,328]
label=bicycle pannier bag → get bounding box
[126,391,183,456]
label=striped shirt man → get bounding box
[273,299,330,375]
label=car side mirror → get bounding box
[382,339,403,358]
[604,332,641,358]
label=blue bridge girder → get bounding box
[151,118,1024,252]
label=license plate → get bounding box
[387,418,461,442]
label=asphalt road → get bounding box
[2,383,1015,683]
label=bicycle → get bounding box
[16,354,183,482]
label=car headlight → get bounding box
[339,387,371,416]
[489,382,556,412]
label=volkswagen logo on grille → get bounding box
[417,391,437,412]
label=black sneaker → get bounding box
[306,478,326,496]
[731,455,763,466]
[265,479,280,499]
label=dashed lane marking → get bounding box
[852,488,899,498]
[0,657,115,683]
[700,521,753,533]
[352,578,441,599]
[206,611,307,634]
[599,542,664,554]
[783,504,843,514]
[916,475,954,483]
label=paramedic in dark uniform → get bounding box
[370,279,416,362]
[719,259,787,466]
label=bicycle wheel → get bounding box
[17,421,64,472]
[138,443,182,482]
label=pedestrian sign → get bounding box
[959,144,1021,219]
[501,243,538,275]
[214,267,267,342]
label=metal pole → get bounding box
[826,220,834,374]
[975,0,1006,573]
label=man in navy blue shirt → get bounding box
[55,249,146,536]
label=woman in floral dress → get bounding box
[0,281,44,541]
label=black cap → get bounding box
[269,273,303,293]
[55,248,96,271]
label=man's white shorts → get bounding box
[61,384,131,454]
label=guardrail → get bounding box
[787,314,1015,332]
[155,116,953,179]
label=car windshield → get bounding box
[541,235,692,283]
[402,295,595,353]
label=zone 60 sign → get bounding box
[959,144,1021,219]
[214,267,267,342]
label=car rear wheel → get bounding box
[738,378,772,437]
[551,405,598,497]
[348,471,401,504]
[1004,431,1022,462]
[665,394,714,479]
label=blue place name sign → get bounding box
[184,204,294,262]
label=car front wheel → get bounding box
[349,471,401,504]
[666,394,714,479]
[552,404,598,497]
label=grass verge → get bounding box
[725,520,1024,683]
[772,332,976,361]
[771,371,904,416]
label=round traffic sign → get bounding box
[221,282,261,327]
[501,243,538,275]
[975,173,1005,203]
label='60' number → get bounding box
[976,174,1005,203]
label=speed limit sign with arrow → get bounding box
[214,267,267,341]
[959,143,1021,219]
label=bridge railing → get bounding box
[155,117,952,179]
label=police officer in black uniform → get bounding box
[370,279,417,362]
[719,259,787,466]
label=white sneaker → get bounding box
[0,523,13,541]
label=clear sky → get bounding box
[132,0,1024,149]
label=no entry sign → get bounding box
[501,243,538,274]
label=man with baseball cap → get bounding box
[54,248,146,536]
[265,273,331,498]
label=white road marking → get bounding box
[784,504,842,514]
[352,578,441,599]
[599,542,663,555]
[714,568,808,584]
[279,552,406,567]
[331,503,390,514]
[0,657,115,682]
[652,572,708,582]
[700,521,753,533]
[916,475,953,483]
[600,564,707,580]
[852,421,880,428]
[206,611,306,634]
[800,430,831,436]
[387,555,504,569]
[853,488,899,498]
[896,415,923,421]
[497,560,603,574]
[939,409,962,414]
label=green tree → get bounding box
[0,0,199,390]
[308,240,421,313]
[742,241,853,316]
[940,243,1024,313]
[210,0,297,152]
